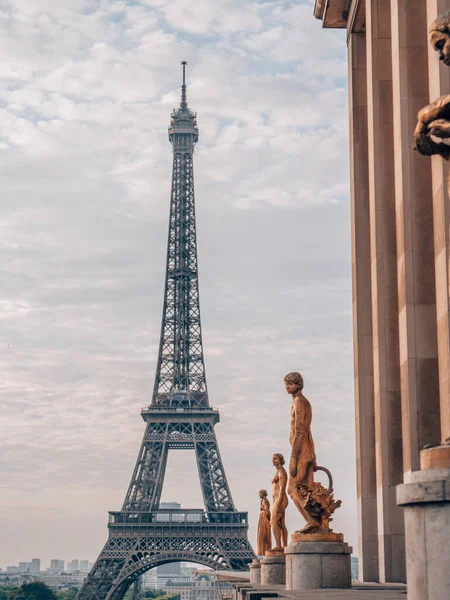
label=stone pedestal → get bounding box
[397,444,450,600]
[285,533,352,591]
[249,559,261,584]
[260,551,285,585]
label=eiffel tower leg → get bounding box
[132,578,141,600]
[122,425,169,511]
[195,424,235,513]
[76,547,127,600]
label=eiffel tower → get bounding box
[76,63,256,600]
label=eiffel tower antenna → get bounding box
[181,60,187,110]
[76,67,255,600]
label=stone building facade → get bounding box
[164,574,219,600]
[314,0,450,585]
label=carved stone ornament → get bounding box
[297,466,342,532]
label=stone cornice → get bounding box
[313,0,347,28]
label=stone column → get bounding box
[427,0,450,444]
[365,0,405,582]
[397,442,450,600]
[285,533,352,591]
[390,1,441,476]
[260,552,285,586]
[249,559,261,585]
[348,30,379,583]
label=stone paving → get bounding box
[279,587,406,599]
[232,582,407,600]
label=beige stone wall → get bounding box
[314,0,449,584]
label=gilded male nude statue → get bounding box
[285,371,320,533]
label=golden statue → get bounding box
[285,372,341,534]
[256,490,272,556]
[271,453,289,550]
[430,11,450,66]
[415,12,450,160]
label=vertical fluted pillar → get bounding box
[348,30,379,583]
[365,0,405,583]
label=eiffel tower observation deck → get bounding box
[76,64,256,600]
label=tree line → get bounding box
[0,583,180,600]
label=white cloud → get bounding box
[0,0,354,570]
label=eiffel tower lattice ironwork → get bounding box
[76,63,256,600]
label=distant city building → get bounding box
[18,562,30,573]
[30,559,40,574]
[157,562,181,576]
[141,569,157,590]
[164,581,193,600]
[192,573,218,600]
[0,572,25,586]
[180,564,193,578]
[49,560,65,572]
[164,572,218,600]
[32,571,87,590]
[152,560,196,589]
[6,566,19,574]
[67,560,79,573]
[79,561,89,573]
[159,502,181,510]
[158,575,191,589]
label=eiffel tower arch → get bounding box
[76,64,256,600]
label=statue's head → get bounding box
[272,453,285,467]
[284,371,304,394]
[430,11,450,66]
[259,489,268,499]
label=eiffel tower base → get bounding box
[77,510,254,600]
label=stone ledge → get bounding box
[291,532,343,543]
[261,555,286,564]
[404,466,450,483]
[397,479,447,505]
[284,541,352,554]
[265,549,285,557]
[232,582,407,600]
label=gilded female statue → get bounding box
[257,489,272,556]
[271,453,289,550]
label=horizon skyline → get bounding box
[0,555,212,571]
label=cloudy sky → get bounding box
[0,0,352,570]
